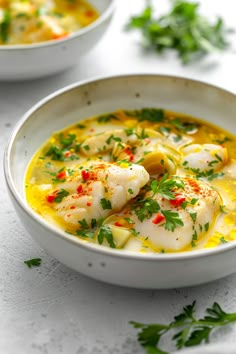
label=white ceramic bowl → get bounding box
[0,0,115,81]
[4,74,236,289]
[172,343,236,354]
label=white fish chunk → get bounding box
[181,143,228,173]
[118,176,222,251]
[80,129,138,156]
[47,161,149,229]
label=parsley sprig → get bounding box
[125,108,165,123]
[130,301,236,354]
[133,175,184,231]
[126,0,233,64]
[0,10,10,43]
[150,174,184,200]
[24,258,42,268]
[97,225,116,248]
[45,133,80,161]
[185,167,224,181]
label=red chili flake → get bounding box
[46,189,58,203]
[70,206,76,210]
[114,221,123,227]
[85,10,94,17]
[46,194,56,203]
[144,138,151,144]
[64,151,71,157]
[87,202,92,207]
[66,214,71,218]
[170,194,186,207]
[81,170,90,181]
[186,178,200,193]
[124,147,134,162]
[52,33,69,40]
[152,213,165,225]
[56,170,67,180]
[77,184,83,194]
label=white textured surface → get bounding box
[1,1,236,353]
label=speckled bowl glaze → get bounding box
[4,74,236,289]
[0,0,115,81]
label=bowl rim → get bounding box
[4,73,236,262]
[0,0,116,51]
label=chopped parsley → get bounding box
[0,10,10,43]
[100,198,112,210]
[220,236,228,244]
[170,118,199,133]
[97,114,120,123]
[161,210,184,231]
[54,189,69,202]
[76,218,104,239]
[132,175,185,231]
[45,133,80,161]
[24,258,42,268]
[97,225,116,248]
[126,1,233,64]
[130,301,236,353]
[184,167,224,181]
[125,108,165,123]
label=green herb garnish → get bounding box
[54,189,69,202]
[100,198,112,210]
[0,10,10,43]
[126,0,233,64]
[126,108,165,123]
[130,301,236,353]
[133,175,184,231]
[24,258,42,268]
[97,225,116,248]
[161,209,184,231]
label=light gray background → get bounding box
[1,1,236,353]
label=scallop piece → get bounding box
[181,143,228,173]
[46,161,150,229]
[118,176,222,251]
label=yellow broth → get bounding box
[25,108,236,253]
[0,0,99,44]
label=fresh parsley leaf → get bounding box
[126,1,233,64]
[161,210,184,231]
[0,10,10,43]
[45,145,64,161]
[78,218,90,230]
[135,198,161,222]
[24,258,42,268]
[54,189,69,203]
[97,225,116,248]
[125,108,165,123]
[151,174,184,200]
[131,301,236,354]
[185,167,224,181]
[170,118,199,134]
[220,236,228,244]
[132,175,184,224]
[76,229,94,238]
[97,114,120,123]
[58,133,76,148]
[100,198,112,210]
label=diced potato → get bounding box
[109,225,132,248]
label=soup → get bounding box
[0,0,99,45]
[25,108,236,253]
